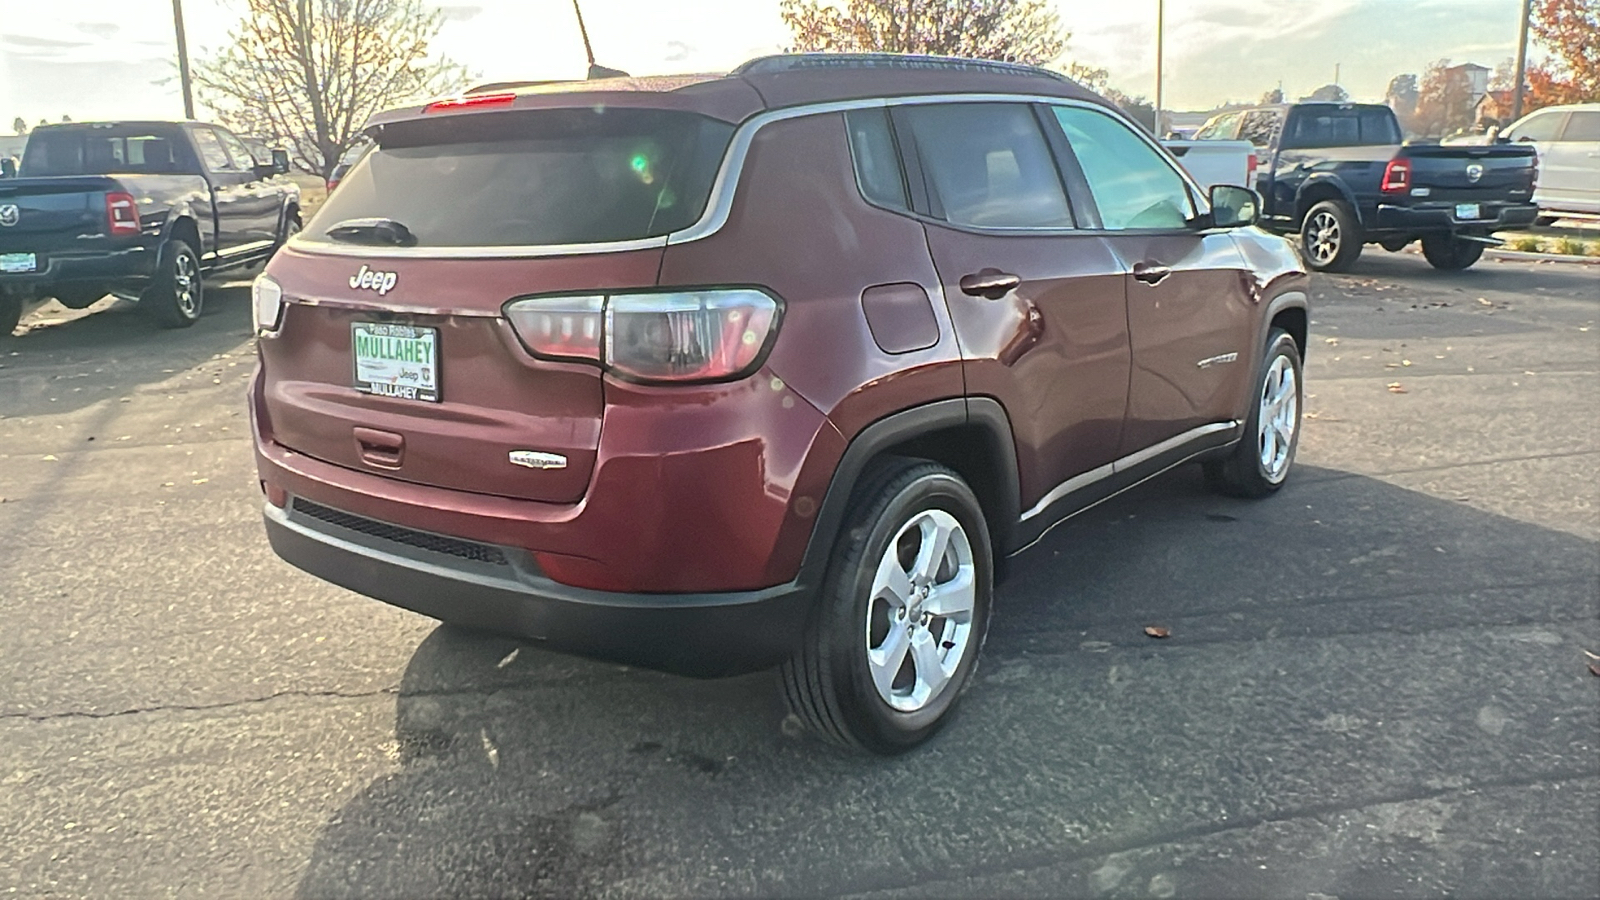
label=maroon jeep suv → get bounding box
[251,54,1308,753]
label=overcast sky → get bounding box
[0,0,1532,125]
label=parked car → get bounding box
[1192,102,1538,271]
[252,54,1309,753]
[1162,138,1255,192]
[325,137,372,194]
[1500,103,1600,219]
[0,120,301,335]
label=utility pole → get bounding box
[171,0,195,119]
[1154,0,1165,136]
[1334,63,1341,87]
[1511,0,1533,121]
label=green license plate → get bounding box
[0,252,37,273]
[352,323,438,402]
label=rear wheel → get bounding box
[1300,200,1364,272]
[0,293,20,336]
[781,459,993,754]
[142,240,203,328]
[1205,328,1302,498]
[1420,234,1485,270]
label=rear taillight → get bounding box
[505,289,781,384]
[1381,158,1410,194]
[1246,152,1257,183]
[252,274,285,333]
[105,191,140,236]
[325,178,340,193]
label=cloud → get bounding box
[439,5,483,22]
[664,40,691,62]
[74,22,120,39]
[1,34,93,52]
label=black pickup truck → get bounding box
[1193,102,1538,271]
[0,121,301,335]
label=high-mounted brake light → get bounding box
[505,290,781,384]
[105,191,140,236]
[1381,158,1410,194]
[423,92,517,113]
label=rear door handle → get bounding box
[1132,262,1172,285]
[959,268,1022,300]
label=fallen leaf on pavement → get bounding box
[1583,649,1599,661]
[1589,663,1600,678]
[1387,382,1407,393]
[1144,626,1171,639]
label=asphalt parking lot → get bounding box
[1,251,1596,899]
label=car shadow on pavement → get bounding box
[0,281,257,418]
[294,465,1599,900]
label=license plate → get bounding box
[352,323,438,402]
[0,252,36,273]
[1455,203,1482,221]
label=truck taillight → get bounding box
[105,191,140,235]
[1246,152,1257,183]
[1380,158,1410,194]
[505,289,781,384]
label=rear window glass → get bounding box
[1283,108,1400,148]
[20,127,192,176]
[308,109,735,247]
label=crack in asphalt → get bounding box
[840,770,1600,899]
[0,685,401,723]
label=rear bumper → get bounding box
[0,244,157,296]
[265,498,811,677]
[1372,202,1539,234]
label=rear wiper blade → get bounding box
[325,217,417,247]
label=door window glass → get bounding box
[1237,110,1283,147]
[1560,111,1600,142]
[1506,112,1563,142]
[1052,106,1195,230]
[217,130,260,169]
[844,108,907,210]
[899,103,1073,228]
[1357,108,1402,143]
[1193,112,1240,140]
[191,128,237,172]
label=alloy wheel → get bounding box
[1257,354,1298,482]
[1306,211,1341,267]
[174,253,198,318]
[865,509,977,712]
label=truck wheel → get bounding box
[142,240,203,329]
[1420,234,1485,271]
[0,294,20,336]
[1205,328,1302,498]
[52,288,106,310]
[1300,200,1363,272]
[781,458,993,755]
[275,213,301,252]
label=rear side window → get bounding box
[1357,108,1402,143]
[1193,112,1240,141]
[1238,110,1282,148]
[898,103,1073,229]
[19,127,191,176]
[1507,111,1563,142]
[1053,106,1194,231]
[1284,111,1359,147]
[1561,111,1600,142]
[845,109,908,210]
[309,108,735,247]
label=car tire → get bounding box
[1420,234,1485,270]
[142,240,203,329]
[0,293,20,336]
[52,288,106,310]
[1379,237,1412,252]
[1300,200,1363,272]
[276,213,301,251]
[1204,328,1302,498]
[781,458,993,755]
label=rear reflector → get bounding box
[423,92,517,113]
[106,191,140,236]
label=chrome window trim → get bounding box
[1019,420,1239,522]
[287,93,1137,260]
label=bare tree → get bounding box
[780,0,1068,66]
[11,118,27,135]
[195,0,466,177]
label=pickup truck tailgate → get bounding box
[1401,145,1536,204]
[0,177,112,247]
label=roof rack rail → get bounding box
[732,53,1068,83]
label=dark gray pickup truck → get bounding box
[0,121,301,335]
[1193,102,1538,271]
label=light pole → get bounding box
[172,0,195,119]
[1511,0,1533,121]
[1153,0,1165,135]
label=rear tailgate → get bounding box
[0,176,114,258]
[1400,143,1537,204]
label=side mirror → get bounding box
[0,157,14,178]
[271,148,291,175]
[1209,184,1259,228]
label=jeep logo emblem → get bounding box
[349,264,398,295]
[1466,163,1484,184]
[0,204,18,227]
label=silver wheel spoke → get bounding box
[924,565,975,619]
[910,515,955,586]
[868,621,911,699]
[908,630,950,703]
[871,552,913,608]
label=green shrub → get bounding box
[1511,236,1543,252]
[1555,237,1587,256]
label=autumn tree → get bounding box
[1302,84,1349,103]
[1526,0,1599,108]
[780,0,1068,66]
[195,0,466,177]
[1413,60,1476,137]
[1260,87,1284,104]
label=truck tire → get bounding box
[1420,234,1485,271]
[1300,200,1363,272]
[52,288,106,310]
[781,458,993,755]
[142,240,203,329]
[0,293,20,336]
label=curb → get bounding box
[1483,249,1600,265]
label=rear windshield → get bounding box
[20,126,194,176]
[1282,107,1401,148]
[308,108,735,247]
